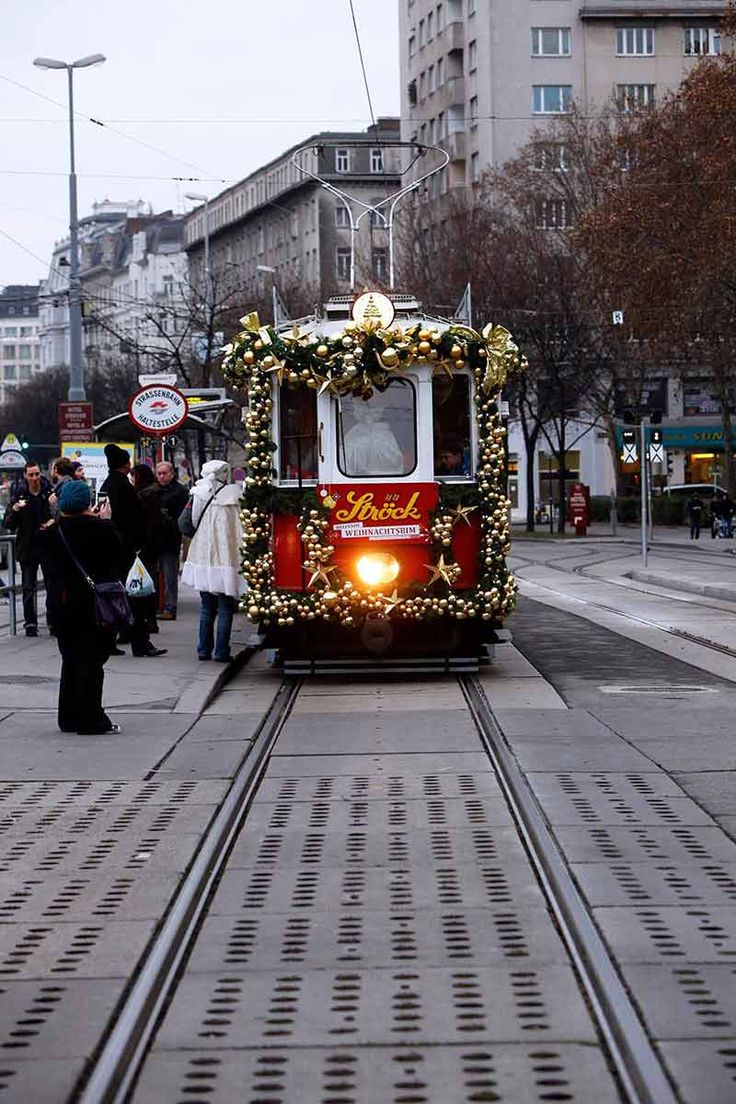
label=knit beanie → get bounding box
[104,443,130,468]
[59,480,92,514]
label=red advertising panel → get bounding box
[319,483,439,544]
[59,401,94,442]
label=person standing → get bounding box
[156,460,189,621]
[99,444,166,658]
[4,461,53,636]
[687,492,703,540]
[130,463,164,635]
[46,480,124,735]
[181,460,245,662]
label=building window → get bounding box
[409,34,415,57]
[419,18,425,45]
[19,326,32,337]
[373,248,388,281]
[470,151,480,182]
[616,83,655,112]
[684,26,720,55]
[370,148,384,173]
[336,148,350,173]
[616,26,654,56]
[336,206,350,227]
[533,85,572,114]
[532,28,571,57]
[428,64,435,93]
[469,95,479,127]
[437,57,444,85]
[3,327,17,337]
[468,39,477,71]
[468,0,476,14]
[337,379,417,478]
[3,364,17,380]
[533,142,569,171]
[437,3,443,32]
[419,71,426,98]
[19,366,32,381]
[537,198,570,230]
[427,10,434,39]
[437,111,445,138]
[18,346,32,360]
[336,247,352,280]
[3,345,16,359]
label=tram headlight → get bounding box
[356,552,400,588]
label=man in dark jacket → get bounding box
[4,461,53,636]
[156,461,189,620]
[99,444,165,658]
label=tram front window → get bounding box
[278,382,318,482]
[337,379,416,477]
[433,374,472,478]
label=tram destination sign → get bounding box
[128,385,189,435]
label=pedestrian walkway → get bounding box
[0,590,256,780]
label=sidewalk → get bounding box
[0,590,256,780]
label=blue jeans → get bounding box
[198,592,237,660]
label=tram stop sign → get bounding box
[129,385,189,436]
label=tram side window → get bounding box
[337,378,417,477]
[278,382,318,482]
[433,374,472,477]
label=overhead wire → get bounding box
[347,0,377,129]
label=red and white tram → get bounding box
[223,289,524,672]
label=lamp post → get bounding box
[33,54,106,402]
[185,192,211,319]
[257,264,278,326]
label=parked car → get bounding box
[662,483,726,499]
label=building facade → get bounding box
[38,200,187,379]
[184,119,402,311]
[0,285,42,408]
[400,0,724,184]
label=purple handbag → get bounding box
[58,530,133,632]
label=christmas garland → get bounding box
[222,310,525,628]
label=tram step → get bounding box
[282,656,480,675]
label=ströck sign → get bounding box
[129,386,189,434]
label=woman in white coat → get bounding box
[181,460,245,662]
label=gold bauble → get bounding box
[243,350,255,365]
[455,359,465,369]
[342,336,353,348]
[254,339,263,351]
[381,347,399,367]
[418,340,431,355]
[288,372,300,383]
[322,591,338,604]
[418,328,431,341]
[262,355,275,369]
[247,605,260,619]
[316,344,329,358]
[450,344,463,360]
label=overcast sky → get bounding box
[0,0,400,285]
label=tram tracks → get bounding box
[77,673,676,1104]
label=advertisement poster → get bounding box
[61,442,135,499]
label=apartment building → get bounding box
[184,119,402,306]
[400,0,724,186]
[0,285,41,407]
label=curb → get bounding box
[627,569,736,603]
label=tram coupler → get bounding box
[360,613,394,655]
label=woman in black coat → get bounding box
[46,480,124,735]
[131,463,165,633]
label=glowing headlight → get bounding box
[356,552,400,588]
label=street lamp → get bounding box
[257,264,279,326]
[185,192,211,317]
[33,53,106,402]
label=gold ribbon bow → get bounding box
[481,323,513,394]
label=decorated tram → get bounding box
[222,288,525,671]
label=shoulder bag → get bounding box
[178,486,218,539]
[58,528,133,632]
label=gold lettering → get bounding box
[334,489,423,524]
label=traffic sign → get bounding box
[622,428,637,463]
[128,385,189,436]
[649,428,664,465]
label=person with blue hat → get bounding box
[45,479,125,735]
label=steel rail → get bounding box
[78,677,301,1104]
[460,675,678,1104]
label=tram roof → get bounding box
[277,294,465,339]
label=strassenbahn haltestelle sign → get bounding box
[128,385,189,435]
